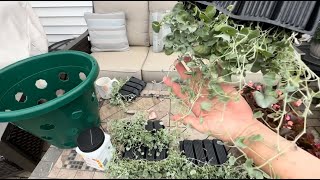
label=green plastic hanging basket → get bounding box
[0,51,100,149]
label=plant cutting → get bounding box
[152,1,320,178]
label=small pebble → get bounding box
[126,110,137,114]
[148,111,157,120]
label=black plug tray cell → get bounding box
[120,85,140,96]
[195,1,320,35]
[128,77,146,88]
[123,120,167,161]
[125,81,144,92]
[118,77,147,101]
[180,139,228,165]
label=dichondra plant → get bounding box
[151,1,320,178]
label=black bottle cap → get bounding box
[77,127,105,153]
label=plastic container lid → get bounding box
[77,127,105,153]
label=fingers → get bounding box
[175,60,191,80]
[163,76,189,101]
[172,114,206,133]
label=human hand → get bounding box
[164,59,259,142]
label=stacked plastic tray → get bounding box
[196,1,320,35]
[119,77,146,101]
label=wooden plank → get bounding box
[39,17,87,26]
[47,34,80,43]
[29,1,92,7]
[43,26,88,35]
[33,7,92,17]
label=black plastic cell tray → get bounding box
[122,120,228,165]
[180,139,228,165]
[122,120,167,161]
[195,1,320,35]
[119,77,146,101]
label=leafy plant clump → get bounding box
[109,78,136,107]
[149,2,320,179]
[106,112,270,179]
[152,2,320,158]
[108,112,174,153]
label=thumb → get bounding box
[171,114,205,133]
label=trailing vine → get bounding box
[150,1,320,178]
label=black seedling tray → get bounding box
[119,77,146,101]
[180,139,227,165]
[122,120,228,165]
[195,1,320,35]
[122,120,167,161]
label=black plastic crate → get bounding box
[3,123,44,163]
[196,1,320,35]
[0,157,23,179]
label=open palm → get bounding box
[164,60,258,142]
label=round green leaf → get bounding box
[205,6,216,19]
[164,47,174,55]
[253,111,263,118]
[253,91,278,108]
[263,72,277,86]
[152,21,161,33]
[190,169,197,175]
[188,24,198,33]
[200,101,212,111]
[192,45,211,56]
[215,34,230,42]
[248,134,264,142]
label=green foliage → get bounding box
[109,112,174,152]
[102,0,320,175]
[153,2,320,111]
[253,91,278,108]
[248,134,264,142]
[106,112,269,179]
[109,78,136,107]
[200,101,212,111]
[253,111,264,119]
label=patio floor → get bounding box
[27,82,320,179]
[28,83,214,179]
